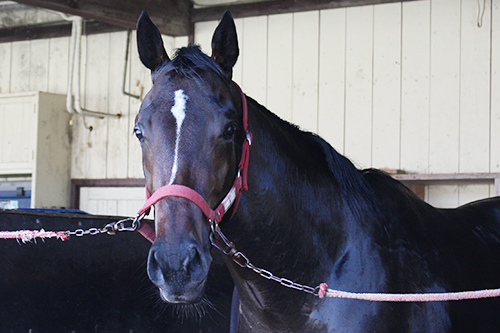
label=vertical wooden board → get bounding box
[29,39,49,92]
[79,187,145,215]
[232,18,244,85]
[427,185,459,208]
[106,31,130,179]
[0,43,12,94]
[47,37,70,95]
[161,35,176,56]
[458,184,490,206]
[292,11,319,133]
[344,6,373,167]
[128,30,150,179]
[82,33,109,179]
[241,16,268,103]
[371,3,401,169]
[267,13,293,122]
[79,187,90,212]
[71,34,88,179]
[10,41,30,93]
[459,0,491,173]
[429,0,461,173]
[400,0,430,173]
[174,36,189,50]
[491,0,500,172]
[0,105,4,161]
[318,8,346,153]
[194,21,219,54]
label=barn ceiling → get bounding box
[0,0,413,41]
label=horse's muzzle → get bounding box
[147,240,212,303]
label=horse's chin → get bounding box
[157,279,207,304]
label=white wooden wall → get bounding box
[1,0,499,211]
[196,0,500,207]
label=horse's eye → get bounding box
[134,127,144,141]
[223,123,238,139]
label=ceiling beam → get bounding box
[15,0,192,36]
[192,0,419,22]
[0,21,124,43]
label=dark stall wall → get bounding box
[0,210,233,332]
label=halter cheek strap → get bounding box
[136,82,251,243]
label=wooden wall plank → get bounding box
[79,186,145,216]
[241,16,268,103]
[429,0,461,174]
[344,5,374,167]
[28,39,49,92]
[428,0,461,205]
[81,33,109,179]
[10,41,30,92]
[194,21,219,55]
[267,13,293,122]
[292,11,319,133]
[427,185,459,208]
[0,43,12,94]
[174,36,189,51]
[400,0,430,173]
[127,30,149,179]
[458,183,491,206]
[70,34,87,179]
[459,0,491,173]
[492,0,500,172]
[371,2,401,169]
[318,8,346,153]
[232,18,244,86]
[106,31,130,179]
[47,37,69,95]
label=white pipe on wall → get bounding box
[61,14,121,119]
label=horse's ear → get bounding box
[136,11,169,71]
[211,11,239,78]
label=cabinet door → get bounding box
[0,97,36,174]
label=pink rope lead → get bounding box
[0,229,69,242]
[318,283,500,302]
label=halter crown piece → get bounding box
[135,82,251,243]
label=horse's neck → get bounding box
[224,102,384,328]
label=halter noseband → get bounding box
[136,82,251,242]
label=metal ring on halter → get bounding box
[209,216,218,235]
[246,131,252,146]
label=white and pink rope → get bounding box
[318,283,500,302]
[0,229,69,242]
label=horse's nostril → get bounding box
[183,245,202,275]
[147,247,165,285]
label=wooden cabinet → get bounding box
[0,92,71,208]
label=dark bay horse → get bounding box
[135,11,500,332]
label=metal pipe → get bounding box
[61,14,121,119]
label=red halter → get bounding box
[136,82,251,243]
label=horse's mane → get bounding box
[249,98,380,223]
[153,45,228,82]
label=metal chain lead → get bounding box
[210,225,319,297]
[64,216,141,238]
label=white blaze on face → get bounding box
[168,89,188,185]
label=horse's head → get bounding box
[135,11,243,304]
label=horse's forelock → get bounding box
[152,45,227,83]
